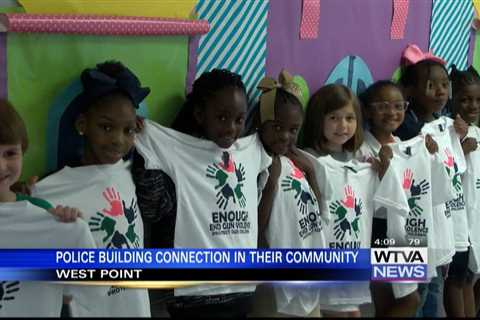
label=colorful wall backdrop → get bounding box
[8,33,188,179]
[266,0,433,92]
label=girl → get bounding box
[246,70,325,317]
[395,52,467,317]
[358,80,422,317]
[445,65,480,318]
[33,61,151,317]
[134,69,272,318]
[303,84,363,161]
[302,84,377,317]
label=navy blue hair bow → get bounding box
[79,66,150,110]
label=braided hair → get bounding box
[171,69,246,136]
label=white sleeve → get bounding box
[373,159,410,217]
[431,152,456,206]
[134,120,175,175]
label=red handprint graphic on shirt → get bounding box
[341,186,355,209]
[403,168,413,190]
[102,187,124,217]
[288,159,305,179]
[443,149,454,169]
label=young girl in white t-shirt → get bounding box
[244,70,325,317]
[359,80,427,317]
[445,65,480,318]
[33,61,151,317]
[302,84,378,317]
[134,69,271,318]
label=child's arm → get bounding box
[258,155,281,248]
[454,114,469,140]
[461,137,478,155]
[286,147,322,203]
[424,134,439,154]
[370,145,393,179]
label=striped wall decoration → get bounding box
[195,0,269,105]
[429,0,474,71]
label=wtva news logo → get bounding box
[371,247,427,281]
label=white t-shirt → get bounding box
[422,117,468,260]
[265,155,326,316]
[135,120,271,296]
[378,136,454,278]
[357,131,418,297]
[357,131,401,162]
[357,131,401,220]
[34,160,150,317]
[307,154,403,307]
[462,125,480,272]
[0,200,100,317]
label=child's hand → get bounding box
[10,176,38,195]
[48,205,83,223]
[286,146,314,177]
[135,116,145,133]
[424,134,439,154]
[454,114,468,140]
[462,137,478,155]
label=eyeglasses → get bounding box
[369,101,409,112]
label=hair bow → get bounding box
[401,44,446,66]
[257,69,302,123]
[80,66,150,110]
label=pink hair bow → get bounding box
[401,44,446,66]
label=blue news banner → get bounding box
[0,248,427,282]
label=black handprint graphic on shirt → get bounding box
[298,190,315,215]
[122,199,140,247]
[108,231,130,249]
[122,199,138,224]
[351,198,363,238]
[410,179,429,197]
[217,184,235,210]
[234,163,246,208]
[0,281,20,309]
[334,219,351,241]
[406,179,428,217]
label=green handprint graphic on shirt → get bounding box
[89,212,116,242]
[282,176,302,198]
[330,186,364,241]
[282,167,315,216]
[206,164,229,189]
[206,152,247,209]
[330,200,350,241]
[90,187,141,248]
